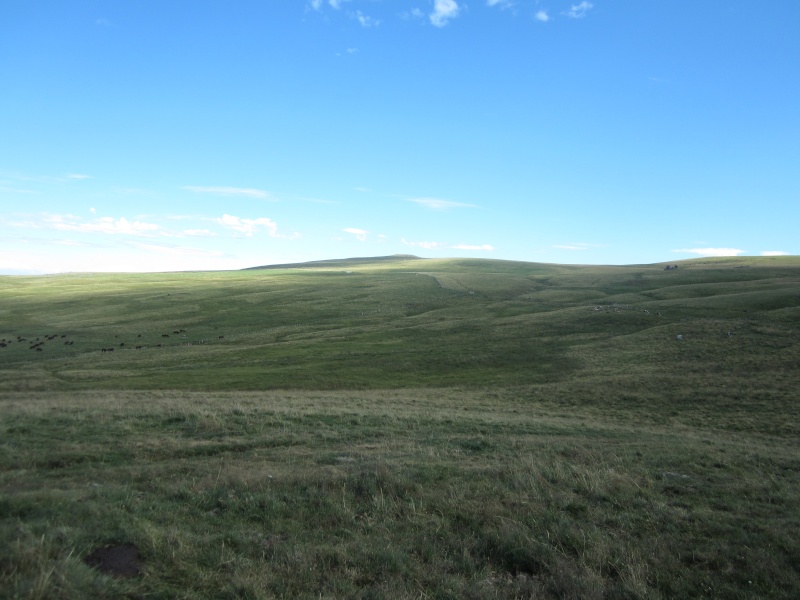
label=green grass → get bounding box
[1,255,797,393]
[1,255,799,598]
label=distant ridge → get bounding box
[244,254,422,270]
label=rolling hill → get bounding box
[1,255,798,402]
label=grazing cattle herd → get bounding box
[0,327,227,358]
[0,334,71,351]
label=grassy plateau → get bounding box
[1,255,799,598]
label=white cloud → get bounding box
[343,227,368,241]
[307,0,355,14]
[487,0,513,7]
[0,225,284,274]
[407,197,476,210]
[45,214,161,236]
[761,250,789,256]
[217,214,297,238]
[673,247,745,257]
[401,8,425,20]
[0,241,252,274]
[564,2,593,18]
[355,11,379,27]
[430,0,460,27]
[453,244,494,251]
[0,171,86,185]
[2,215,39,229]
[183,186,271,200]
[535,10,550,22]
[0,185,37,194]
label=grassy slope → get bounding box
[1,256,799,598]
[1,255,798,396]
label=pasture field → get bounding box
[1,255,799,598]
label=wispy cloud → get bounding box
[183,186,271,200]
[430,0,460,27]
[673,247,745,257]
[487,0,513,8]
[0,185,37,194]
[0,236,247,274]
[6,212,234,241]
[66,173,92,180]
[343,227,368,241]
[407,197,476,210]
[761,250,789,256]
[400,8,425,20]
[309,0,350,9]
[355,11,380,27]
[534,10,550,22]
[217,214,298,238]
[564,1,593,18]
[41,214,161,236]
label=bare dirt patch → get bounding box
[84,543,141,578]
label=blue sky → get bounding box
[2,1,798,273]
